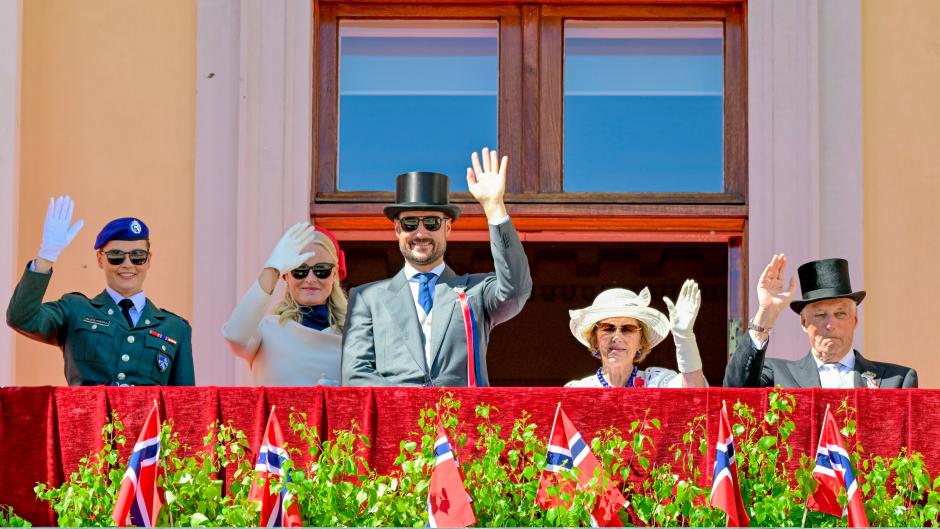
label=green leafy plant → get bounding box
[287,411,375,526]
[158,419,259,527]
[0,505,32,527]
[34,411,126,527]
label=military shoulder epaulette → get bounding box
[159,307,191,325]
[63,291,90,300]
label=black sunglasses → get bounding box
[398,216,445,232]
[101,249,150,266]
[290,263,335,280]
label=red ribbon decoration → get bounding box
[456,290,477,387]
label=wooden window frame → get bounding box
[312,0,747,221]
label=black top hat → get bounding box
[789,258,866,313]
[383,171,461,221]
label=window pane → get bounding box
[563,21,723,193]
[338,20,498,192]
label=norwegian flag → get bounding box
[249,408,303,527]
[709,402,750,527]
[111,403,163,527]
[806,406,869,527]
[426,424,475,528]
[536,403,626,527]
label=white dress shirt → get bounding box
[813,351,857,389]
[404,262,446,368]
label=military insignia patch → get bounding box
[130,219,142,234]
[157,353,171,373]
[82,317,110,327]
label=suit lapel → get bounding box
[429,267,467,369]
[788,353,822,388]
[853,351,883,388]
[388,270,428,372]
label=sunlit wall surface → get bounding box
[338,20,498,191]
[563,21,724,192]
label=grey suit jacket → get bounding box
[341,220,532,386]
[723,336,918,388]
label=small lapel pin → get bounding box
[861,371,879,388]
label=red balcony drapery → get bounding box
[1,387,936,526]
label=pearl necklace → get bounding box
[595,366,639,388]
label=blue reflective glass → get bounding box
[338,21,499,192]
[563,21,724,192]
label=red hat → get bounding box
[315,226,346,281]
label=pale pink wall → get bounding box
[862,0,940,387]
[0,0,22,386]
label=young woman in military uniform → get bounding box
[6,196,195,385]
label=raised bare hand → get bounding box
[756,253,797,317]
[466,147,508,220]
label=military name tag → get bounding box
[157,353,171,373]
[82,317,110,327]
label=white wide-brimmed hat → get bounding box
[568,287,670,351]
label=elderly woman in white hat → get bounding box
[565,280,707,388]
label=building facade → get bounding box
[1,0,937,386]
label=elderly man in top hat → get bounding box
[342,148,532,386]
[6,196,195,386]
[724,254,917,388]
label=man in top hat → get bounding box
[6,196,195,386]
[342,148,532,386]
[724,254,917,388]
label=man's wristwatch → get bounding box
[747,321,771,333]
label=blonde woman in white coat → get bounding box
[222,222,348,386]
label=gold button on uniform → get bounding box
[108,308,114,315]
[162,345,166,351]
[91,324,98,330]
[127,336,135,344]
[144,319,151,325]
[117,372,126,381]
[121,354,130,362]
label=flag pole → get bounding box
[722,400,730,529]
[153,398,172,528]
[802,403,831,528]
[535,402,563,507]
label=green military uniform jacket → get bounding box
[6,266,195,386]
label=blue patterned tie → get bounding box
[415,272,436,315]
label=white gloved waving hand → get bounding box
[265,222,317,275]
[664,279,703,373]
[38,196,84,263]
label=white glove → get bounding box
[664,279,703,373]
[264,222,317,275]
[38,196,84,262]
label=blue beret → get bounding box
[94,217,149,249]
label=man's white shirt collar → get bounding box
[105,288,146,313]
[812,350,856,372]
[404,262,446,280]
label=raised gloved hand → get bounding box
[264,222,317,275]
[38,196,84,263]
[663,279,703,373]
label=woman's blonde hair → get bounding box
[273,232,348,332]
